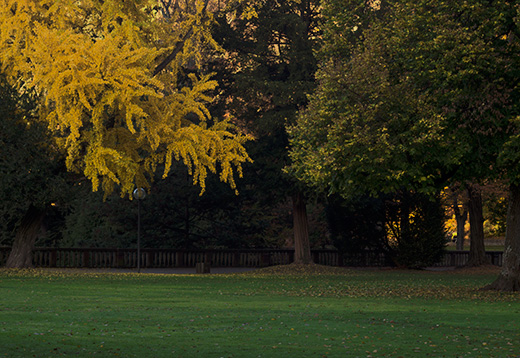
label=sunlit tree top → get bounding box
[0,0,251,197]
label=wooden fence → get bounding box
[0,247,503,268]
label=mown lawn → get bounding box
[445,244,504,252]
[0,266,519,357]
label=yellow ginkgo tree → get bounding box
[0,0,251,198]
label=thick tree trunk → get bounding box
[466,184,489,266]
[6,206,45,268]
[483,184,520,291]
[293,192,312,264]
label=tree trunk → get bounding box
[466,184,489,266]
[6,206,45,268]
[293,192,312,264]
[483,184,520,291]
[453,197,467,251]
[484,184,520,291]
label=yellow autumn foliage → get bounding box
[0,0,251,197]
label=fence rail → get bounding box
[0,247,503,269]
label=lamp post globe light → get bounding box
[133,188,146,273]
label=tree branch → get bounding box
[152,27,194,77]
[152,0,210,77]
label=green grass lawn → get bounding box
[445,244,504,252]
[0,266,519,358]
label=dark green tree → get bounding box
[212,0,321,262]
[385,192,446,269]
[0,75,68,267]
[288,1,459,198]
[289,0,520,288]
[61,164,281,250]
[326,195,387,254]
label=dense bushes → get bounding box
[327,191,447,269]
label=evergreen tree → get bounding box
[212,0,321,262]
[61,165,281,250]
[0,75,69,267]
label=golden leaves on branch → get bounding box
[0,0,251,198]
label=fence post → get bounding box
[116,249,125,268]
[233,251,240,267]
[50,249,57,267]
[312,250,320,264]
[146,250,153,268]
[83,250,90,268]
[196,262,210,274]
[337,252,344,267]
[203,251,210,266]
[196,251,211,273]
[176,250,185,267]
[448,252,454,266]
[261,251,271,267]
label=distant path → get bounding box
[89,267,258,275]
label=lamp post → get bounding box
[133,188,146,273]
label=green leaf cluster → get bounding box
[288,0,520,199]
